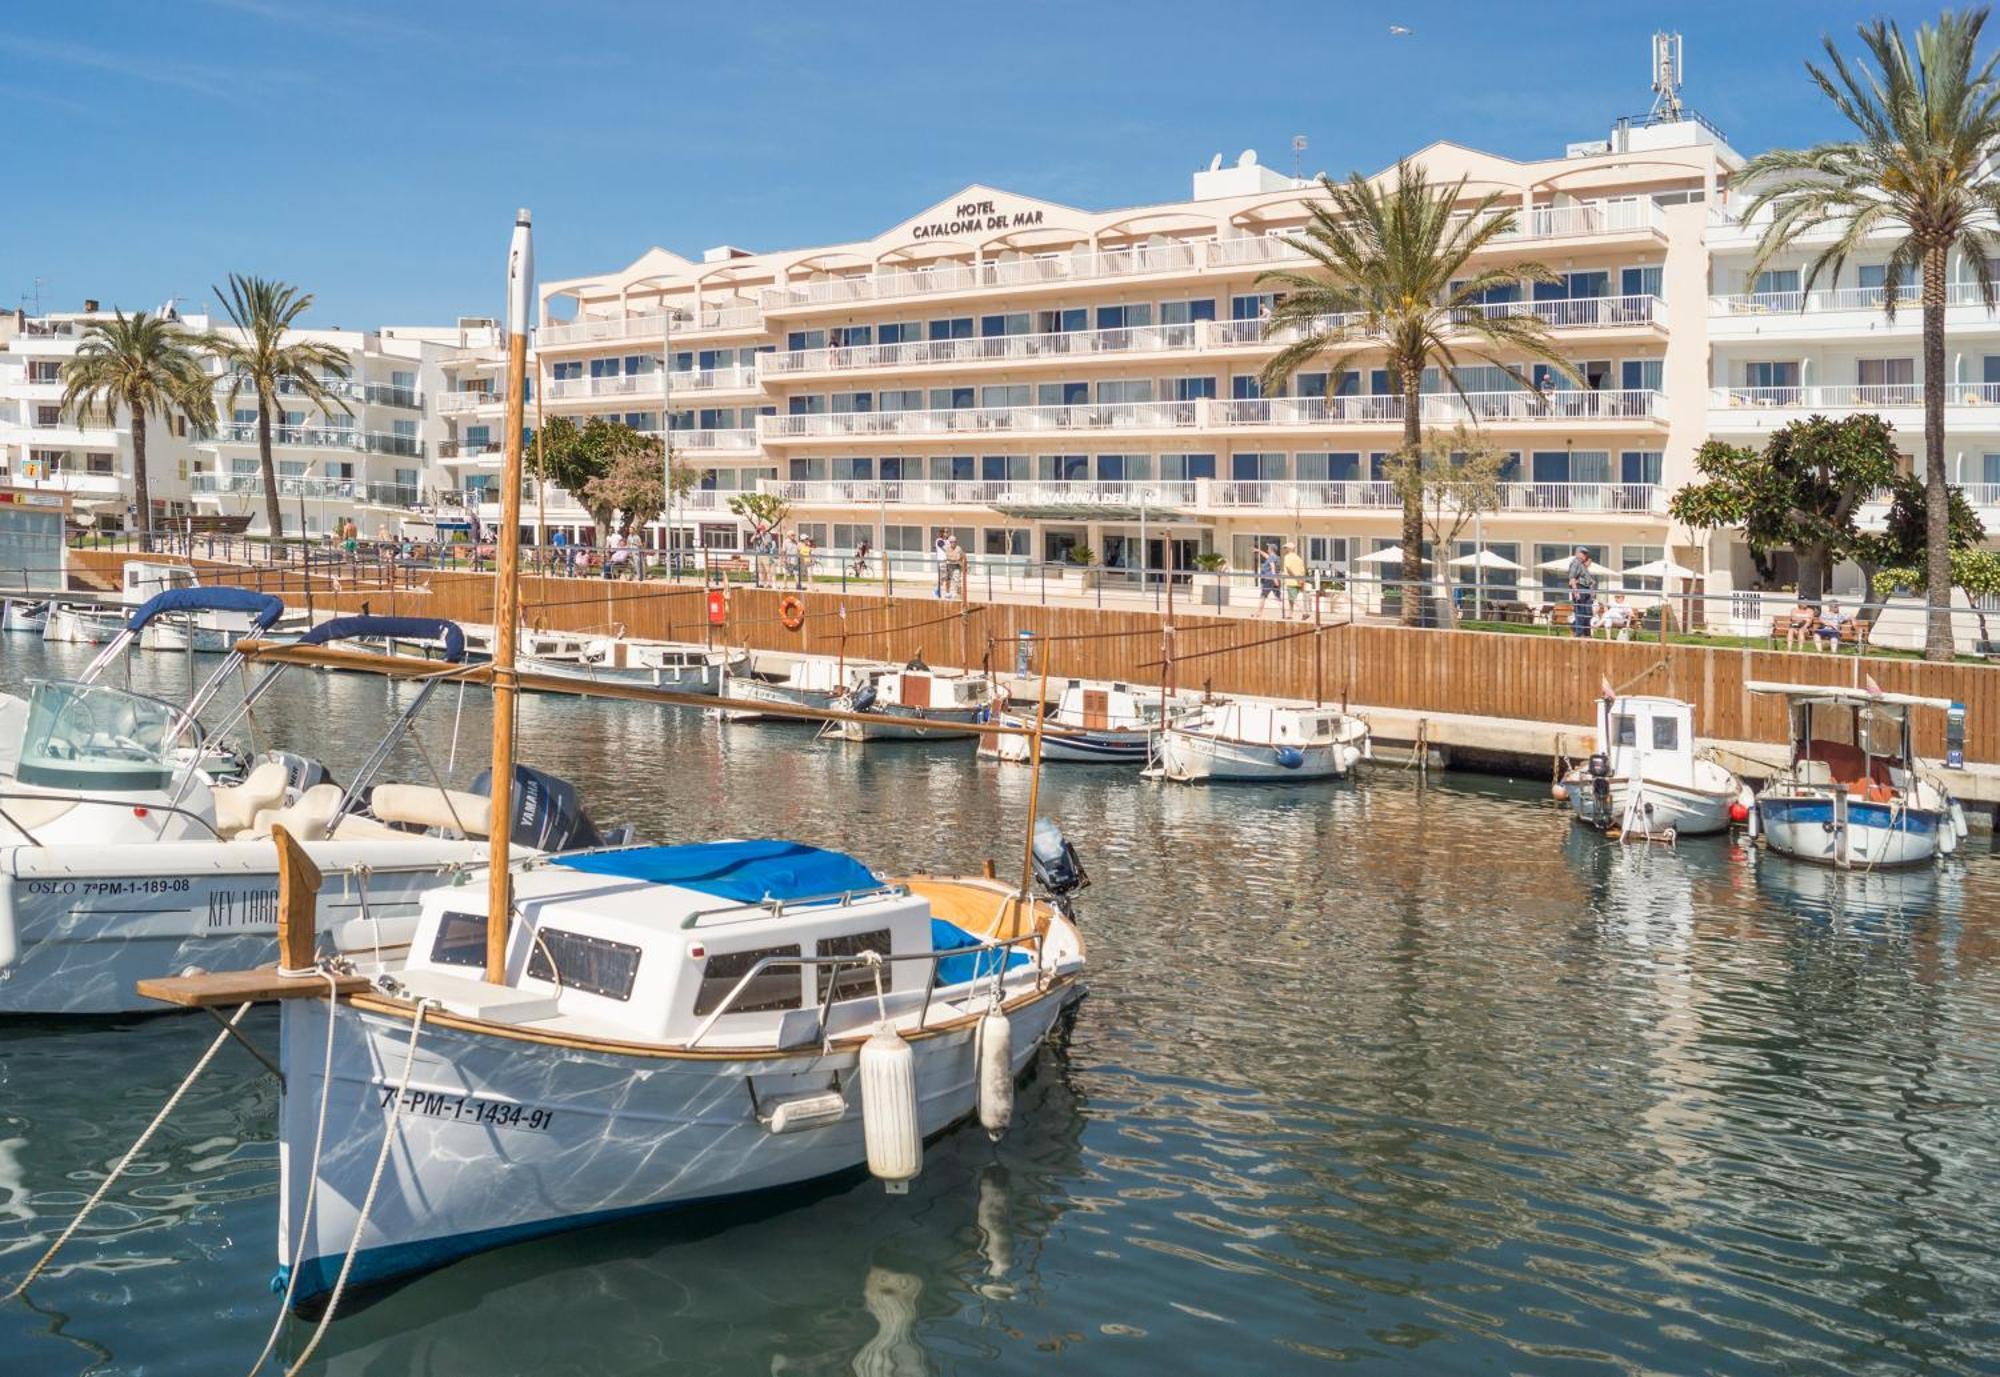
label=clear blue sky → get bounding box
[0,1,1967,327]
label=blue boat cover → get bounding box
[301,614,466,663]
[555,839,882,903]
[931,918,1032,987]
[126,586,285,633]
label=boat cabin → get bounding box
[119,561,198,606]
[1776,692,1917,798]
[1595,695,1700,787]
[1,680,215,842]
[1054,681,1170,732]
[395,841,1033,1048]
[877,668,990,711]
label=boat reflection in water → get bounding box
[1752,850,1953,932]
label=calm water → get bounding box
[3,638,1999,1375]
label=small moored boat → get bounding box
[522,637,748,696]
[1559,694,1748,839]
[987,681,1184,765]
[721,655,884,719]
[1153,700,1370,782]
[827,661,990,741]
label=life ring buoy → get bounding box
[780,595,805,631]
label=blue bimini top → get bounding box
[555,839,883,904]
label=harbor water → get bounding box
[3,638,1999,1375]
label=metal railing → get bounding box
[1217,389,1666,427]
[536,304,763,347]
[635,427,759,452]
[1710,282,1991,316]
[436,390,502,414]
[762,476,1665,516]
[544,365,758,401]
[760,401,1202,441]
[761,478,1197,509]
[1710,384,1932,410]
[190,472,422,506]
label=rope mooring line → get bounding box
[5,1002,255,1301]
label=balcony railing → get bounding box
[761,241,1207,311]
[364,383,422,409]
[1208,480,1401,509]
[759,323,1206,377]
[437,389,502,413]
[536,304,763,348]
[761,476,1665,515]
[1218,389,1667,427]
[191,472,422,506]
[437,440,504,461]
[762,478,1196,509]
[1710,282,1992,316]
[760,401,1201,441]
[1710,384,1935,410]
[545,365,758,401]
[1206,200,1667,270]
[204,422,425,457]
[642,427,759,452]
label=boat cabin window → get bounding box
[1651,717,1679,752]
[14,681,189,793]
[527,928,642,1001]
[431,911,488,969]
[693,944,802,1016]
[817,928,893,1004]
[1611,714,1637,747]
[1858,706,1904,758]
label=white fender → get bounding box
[859,1025,920,1189]
[976,1007,1014,1140]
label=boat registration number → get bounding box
[377,1086,555,1133]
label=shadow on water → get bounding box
[3,639,2000,1374]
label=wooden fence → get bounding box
[71,556,2000,763]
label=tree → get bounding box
[1384,426,1506,624]
[205,275,352,542]
[534,415,651,546]
[726,490,792,543]
[1872,546,2000,647]
[1669,414,1901,599]
[579,439,695,579]
[1257,161,1579,625]
[1740,8,2000,660]
[59,311,215,551]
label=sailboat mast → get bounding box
[486,208,534,985]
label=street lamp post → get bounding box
[659,305,689,578]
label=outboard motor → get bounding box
[1030,816,1089,903]
[470,763,606,852]
[850,682,878,714]
[269,750,327,796]
[1587,751,1612,805]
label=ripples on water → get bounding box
[2,641,1998,1374]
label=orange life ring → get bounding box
[780,595,805,631]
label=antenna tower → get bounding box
[1650,31,1684,122]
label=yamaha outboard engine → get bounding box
[1587,751,1611,805]
[850,682,878,713]
[1030,816,1089,908]
[470,763,606,852]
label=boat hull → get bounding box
[40,606,125,645]
[987,717,1153,765]
[276,980,1082,1300]
[520,654,724,696]
[1565,776,1735,837]
[1,599,48,634]
[831,706,985,741]
[720,675,839,720]
[1757,792,1943,868]
[1156,731,1358,782]
[0,840,489,1014]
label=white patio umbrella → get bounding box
[1535,555,1618,577]
[1446,549,1523,570]
[1620,557,1700,580]
[1356,546,1423,564]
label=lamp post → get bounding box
[659,305,688,577]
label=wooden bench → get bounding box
[1769,612,1871,648]
[704,555,752,579]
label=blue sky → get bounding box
[0,1,1969,327]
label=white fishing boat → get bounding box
[986,681,1185,765]
[0,608,611,1014]
[463,624,597,664]
[1558,694,1749,839]
[1745,682,1969,868]
[42,559,200,644]
[1,597,50,635]
[1153,700,1370,782]
[522,637,749,696]
[721,656,884,720]
[827,662,991,741]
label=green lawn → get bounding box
[1450,616,1990,664]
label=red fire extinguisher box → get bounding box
[706,589,727,626]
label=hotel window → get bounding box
[283,410,306,427]
[981,455,1029,481]
[1230,532,1288,569]
[1294,452,1358,482]
[1036,308,1088,334]
[832,456,875,481]
[1305,536,1351,571]
[827,325,872,348]
[926,317,973,341]
[698,408,736,429]
[234,409,258,425]
[552,360,582,380]
[34,405,60,426]
[1858,357,1915,398]
[697,348,737,369]
[587,356,621,378]
[1752,268,1800,295]
[621,413,653,431]
[877,322,921,345]
[1039,454,1089,481]
[786,330,826,352]
[928,455,975,481]
[85,453,115,475]
[981,384,1029,408]
[1096,454,1151,482]
[1042,528,1084,564]
[929,524,974,552]
[231,458,259,475]
[28,362,61,383]
[984,528,1030,557]
[1231,452,1286,481]
[1621,266,1663,299]
[1160,299,1217,325]
[788,395,827,416]
[1038,381,1089,407]
[1158,453,1216,481]
[1230,294,1275,321]
[326,461,355,480]
[929,387,974,411]
[1231,376,1262,401]
[979,313,1030,337]
[1096,380,1153,405]
[466,425,491,450]
[1981,453,2000,483]
[1535,270,1609,301]
[1095,304,1153,330]
[1621,359,1663,392]
[833,523,872,550]
[1452,277,1522,305]
[883,524,925,554]
[1620,451,1663,486]
[666,408,696,431]
[1292,372,1329,399]
[279,459,309,478]
[1169,376,1216,401]
[789,458,827,481]
[392,370,415,389]
[1530,450,1610,483]
[878,389,923,411]
[1856,264,1905,302]
[1744,360,1799,392]
[1621,545,1666,592]
[878,456,913,480]
[1453,540,1521,591]
[831,392,873,413]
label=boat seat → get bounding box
[212,761,290,838]
[369,783,492,838]
[241,783,344,842]
[323,812,416,840]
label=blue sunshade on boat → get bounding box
[555,840,883,903]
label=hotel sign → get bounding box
[911,198,1046,240]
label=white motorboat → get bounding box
[522,637,749,696]
[462,624,597,664]
[986,681,1186,765]
[1153,700,1370,782]
[827,662,991,741]
[1745,681,1969,868]
[42,559,201,644]
[721,656,884,720]
[1558,694,1749,839]
[1,597,49,635]
[0,610,613,1015]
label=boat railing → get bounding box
[0,790,225,843]
[684,926,1048,1050]
[680,883,908,929]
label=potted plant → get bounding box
[1193,551,1230,607]
[1067,545,1100,590]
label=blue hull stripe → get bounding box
[1761,797,1939,835]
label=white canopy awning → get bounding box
[1447,549,1523,571]
[1621,558,1700,580]
[1534,555,1618,576]
[1356,547,1423,565]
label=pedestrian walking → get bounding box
[1281,541,1308,619]
[1256,543,1282,619]
[1566,546,1596,638]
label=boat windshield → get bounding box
[13,680,199,793]
[1858,704,1907,760]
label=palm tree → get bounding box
[206,274,352,543]
[1258,162,1578,625]
[1741,9,2000,662]
[59,311,215,552]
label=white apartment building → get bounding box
[0,305,498,538]
[530,116,1737,603]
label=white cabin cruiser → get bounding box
[827,662,990,741]
[0,612,612,1014]
[41,559,199,645]
[1560,695,1749,839]
[722,656,884,720]
[987,681,1185,765]
[522,637,749,696]
[1154,700,1370,782]
[1745,682,1969,868]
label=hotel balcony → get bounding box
[1708,282,2000,341]
[437,439,505,466]
[7,469,125,498]
[209,375,420,409]
[544,365,759,403]
[756,297,1666,382]
[202,422,425,458]
[760,477,1668,519]
[1217,389,1667,430]
[758,201,1668,317]
[650,427,760,453]
[436,389,505,414]
[1705,382,2000,435]
[190,472,423,507]
[536,304,764,350]
[762,401,1201,445]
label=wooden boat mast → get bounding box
[486,209,534,985]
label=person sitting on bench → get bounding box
[1814,599,1849,652]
